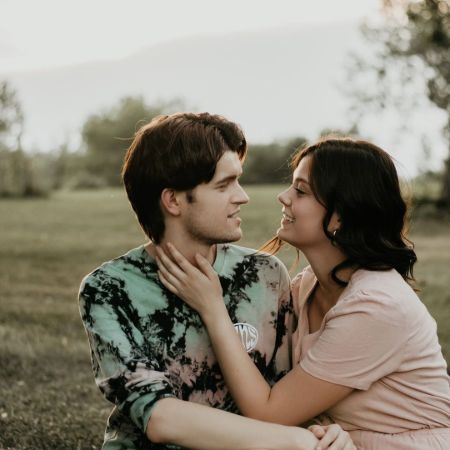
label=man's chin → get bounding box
[214,230,242,244]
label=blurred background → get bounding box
[1,0,449,448]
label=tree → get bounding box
[0,80,24,151]
[241,137,307,185]
[81,96,183,185]
[0,81,40,197]
[348,0,450,207]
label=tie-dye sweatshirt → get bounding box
[79,243,294,450]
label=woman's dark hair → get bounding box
[122,112,247,243]
[263,137,417,285]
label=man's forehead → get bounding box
[212,151,243,179]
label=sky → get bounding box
[1,0,446,176]
[1,0,381,73]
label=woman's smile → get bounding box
[281,212,296,225]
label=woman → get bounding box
[156,137,450,449]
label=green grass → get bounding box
[0,187,449,449]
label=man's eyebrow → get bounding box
[214,173,241,185]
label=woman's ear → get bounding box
[160,188,182,217]
[329,211,341,233]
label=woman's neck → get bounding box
[303,244,354,304]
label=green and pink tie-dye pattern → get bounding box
[79,244,294,450]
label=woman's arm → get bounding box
[147,397,320,450]
[156,244,352,426]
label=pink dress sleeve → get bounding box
[300,290,409,390]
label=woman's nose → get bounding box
[277,189,291,206]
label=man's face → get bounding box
[180,150,249,245]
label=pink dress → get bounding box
[292,267,450,449]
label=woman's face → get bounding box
[277,155,332,249]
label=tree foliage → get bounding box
[81,96,183,185]
[0,81,24,151]
[348,0,450,206]
[0,81,50,197]
[241,137,307,185]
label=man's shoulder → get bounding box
[221,243,279,260]
[79,245,153,293]
[221,243,256,257]
[220,243,288,275]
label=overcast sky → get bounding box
[2,0,446,175]
[1,0,381,73]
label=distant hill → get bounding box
[4,22,363,146]
[3,22,446,175]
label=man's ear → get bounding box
[160,188,182,217]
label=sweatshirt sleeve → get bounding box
[272,258,296,376]
[78,270,177,434]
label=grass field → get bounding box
[0,187,449,449]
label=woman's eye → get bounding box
[294,187,305,195]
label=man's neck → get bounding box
[145,229,217,266]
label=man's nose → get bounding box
[235,184,250,204]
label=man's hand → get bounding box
[308,424,356,450]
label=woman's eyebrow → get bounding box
[293,177,310,185]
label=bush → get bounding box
[0,149,52,197]
[65,171,108,190]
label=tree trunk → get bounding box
[440,152,450,209]
[438,119,450,209]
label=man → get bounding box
[78,112,352,450]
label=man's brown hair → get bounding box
[122,112,247,243]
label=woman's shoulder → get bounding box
[337,268,424,322]
[291,265,315,289]
[347,268,415,299]
[291,266,317,314]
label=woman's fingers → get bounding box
[155,246,189,281]
[157,260,183,291]
[328,433,348,450]
[166,242,197,274]
[308,425,326,439]
[155,244,223,313]
[195,252,218,279]
[327,428,351,450]
[158,269,179,295]
[315,424,342,450]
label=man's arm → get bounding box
[147,397,318,450]
[78,272,178,436]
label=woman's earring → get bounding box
[333,229,338,237]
